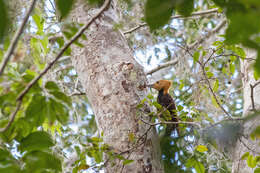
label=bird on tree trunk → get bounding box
[147,80,179,136]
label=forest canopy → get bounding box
[0,0,260,172]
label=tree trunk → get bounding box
[69,1,163,172]
[232,49,260,173]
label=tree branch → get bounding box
[0,0,37,76]
[145,59,178,75]
[188,20,226,49]
[145,20,226,75]
[123,8,219,35]
[201,62,233,118]
[0,0,111,133]
[69,91,85,97]
[16,0,110,101]
[0,100,22,132]
[250,80,260,111]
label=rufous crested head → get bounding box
[148,80,172,94]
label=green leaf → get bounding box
[211,95,219,108]
[176,0,194,17]
[128,132,135,143]
[13,118,32,141]
[25,94,47,126]
[136,103,144,109]
[229,63,235,75]
[186,157,205,173]
[147,94,154,100]
[230,55,236,62]
[254,70,260,81]
[250,126,260,139]
[153,101,162,109]
[256,156,260,163]
[247,154,257,168]
[92,150,103,163]
[0,149,21,173]
[241,152,249,160]
[0,149,11,161]
[25,94,69,126]
[179,82,184,90]
[225,12,260,45]
[19,131,54,153]
[255,168,260,173]
[145,0,173,30]
[255,53,260,78]
[78,164,90,171]
[196,145,208,153]
[23,151,62,172]
[87,0,104,5]
[235,47,246,60]
[194,160,205,173]
[222,66,228,75]
[91,137,102,143]
[206,71,214,78]
[49,98,69,124]
[177,105,183,111]
[213,79,219,92]
[193,51,200,62]
[123,159,134,165]
[32,12,43,34]
[186,157,195,168]
[45,81,60,91]
[56,0,75,19]
[49,91,72,106]
[0,0,9,42]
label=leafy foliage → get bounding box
[211,0,260,75]
[0,0,260,172]
[55,0,75,19]
[0,0,9,42]
[145,0,195,30]
[145,0,174,31]
[19,131,54,152]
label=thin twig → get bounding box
[215,53,256,61]
[188,20,226,49]
[145,59,179,75]
[0,0,37,76]
[250,84,256,111]
[239,136,260,154]
[0,101,22,132]
[0,0,111,133]
[123,23,147,35]
[175,77,217,99]
[53,65,73,73]
[206,117,243,130]
[69,91,85,96]
[171,8,219,19]
[201,63,233,118]
[123,8,219,35]
[146,20,226,75]
[191,45,233,118]
[119,125,153,156]
[140,118,201,128]
[250,80,260,111]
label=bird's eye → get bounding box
[156,81,159,84]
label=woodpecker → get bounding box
[147,80,179,136]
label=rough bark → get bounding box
[232,49,260,173]
[69,1,163,172]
